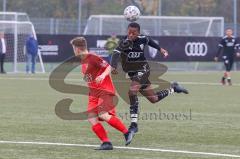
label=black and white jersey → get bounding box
[111,35,161,73]
[216,36,239,58]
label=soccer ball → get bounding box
[124,5,140,22]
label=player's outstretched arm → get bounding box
[214,47,222,61]
[236,52,240,57]
[110,50,121,74]
[160,48,169,58]
[215,38,224,61]
[147,37,168,58]
[236,50,240,58]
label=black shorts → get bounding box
[222,56,234,72]
[128,70,151,89]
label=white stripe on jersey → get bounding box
[138,35,146,38]
[113,49,121,53]
[218,44,223,47]
[138,35,149,44]
[222,35,235,39]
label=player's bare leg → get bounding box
[126,80,142,145]
[226,71,232,85]
[128,80,142,133]
[140,82,189,104]
[128,81,188,133]
[223,58,233,85]
[140,85,172,104]
[221,72,227,85]
[128,80,189,130]
[222,71,232,86]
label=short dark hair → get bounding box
[128,22,140,32]
[226,28,233,31]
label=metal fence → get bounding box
[31,18,87,35]
[30,17,240,36]
[83,15,224,36]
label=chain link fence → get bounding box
[30,17,240,36]
[30,18,87,35]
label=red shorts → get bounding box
[87,91,116,117]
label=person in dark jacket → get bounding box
[0,31,7,74]
[26,35,38,74]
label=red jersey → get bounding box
[81,53,115,95]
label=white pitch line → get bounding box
[0,140,240,158]
[1,77,240,86]
[0,77,48,81]
[180,81,240,86]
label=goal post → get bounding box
[83,15,224,37]
[0,12,45,73]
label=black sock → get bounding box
[129,95,139,123]
[222,76,226,84]
[157,89,171,101]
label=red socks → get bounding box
[91,116,128,143]
[92,123,109,142]
[107,116,128,134]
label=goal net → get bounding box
[83,15,224,37]
[0,12,45,73]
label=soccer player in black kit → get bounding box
[111,22,189,144]
[214,28,240,85]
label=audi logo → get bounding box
[128,52,142,58]
[185,42,208,56]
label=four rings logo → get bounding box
[185,42,208,56]
[128,52,142,58]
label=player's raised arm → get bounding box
[110,48,121,74]
[110,37,131,72]
[147,37,168,58]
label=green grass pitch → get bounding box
[0,71,240,159]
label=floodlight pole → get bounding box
[3,0,6,11]
[78,0,82,35]
[158,0,162,36]
[233,0,237,36]
[158,0,162,16]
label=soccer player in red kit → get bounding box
[70,37,133,150]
